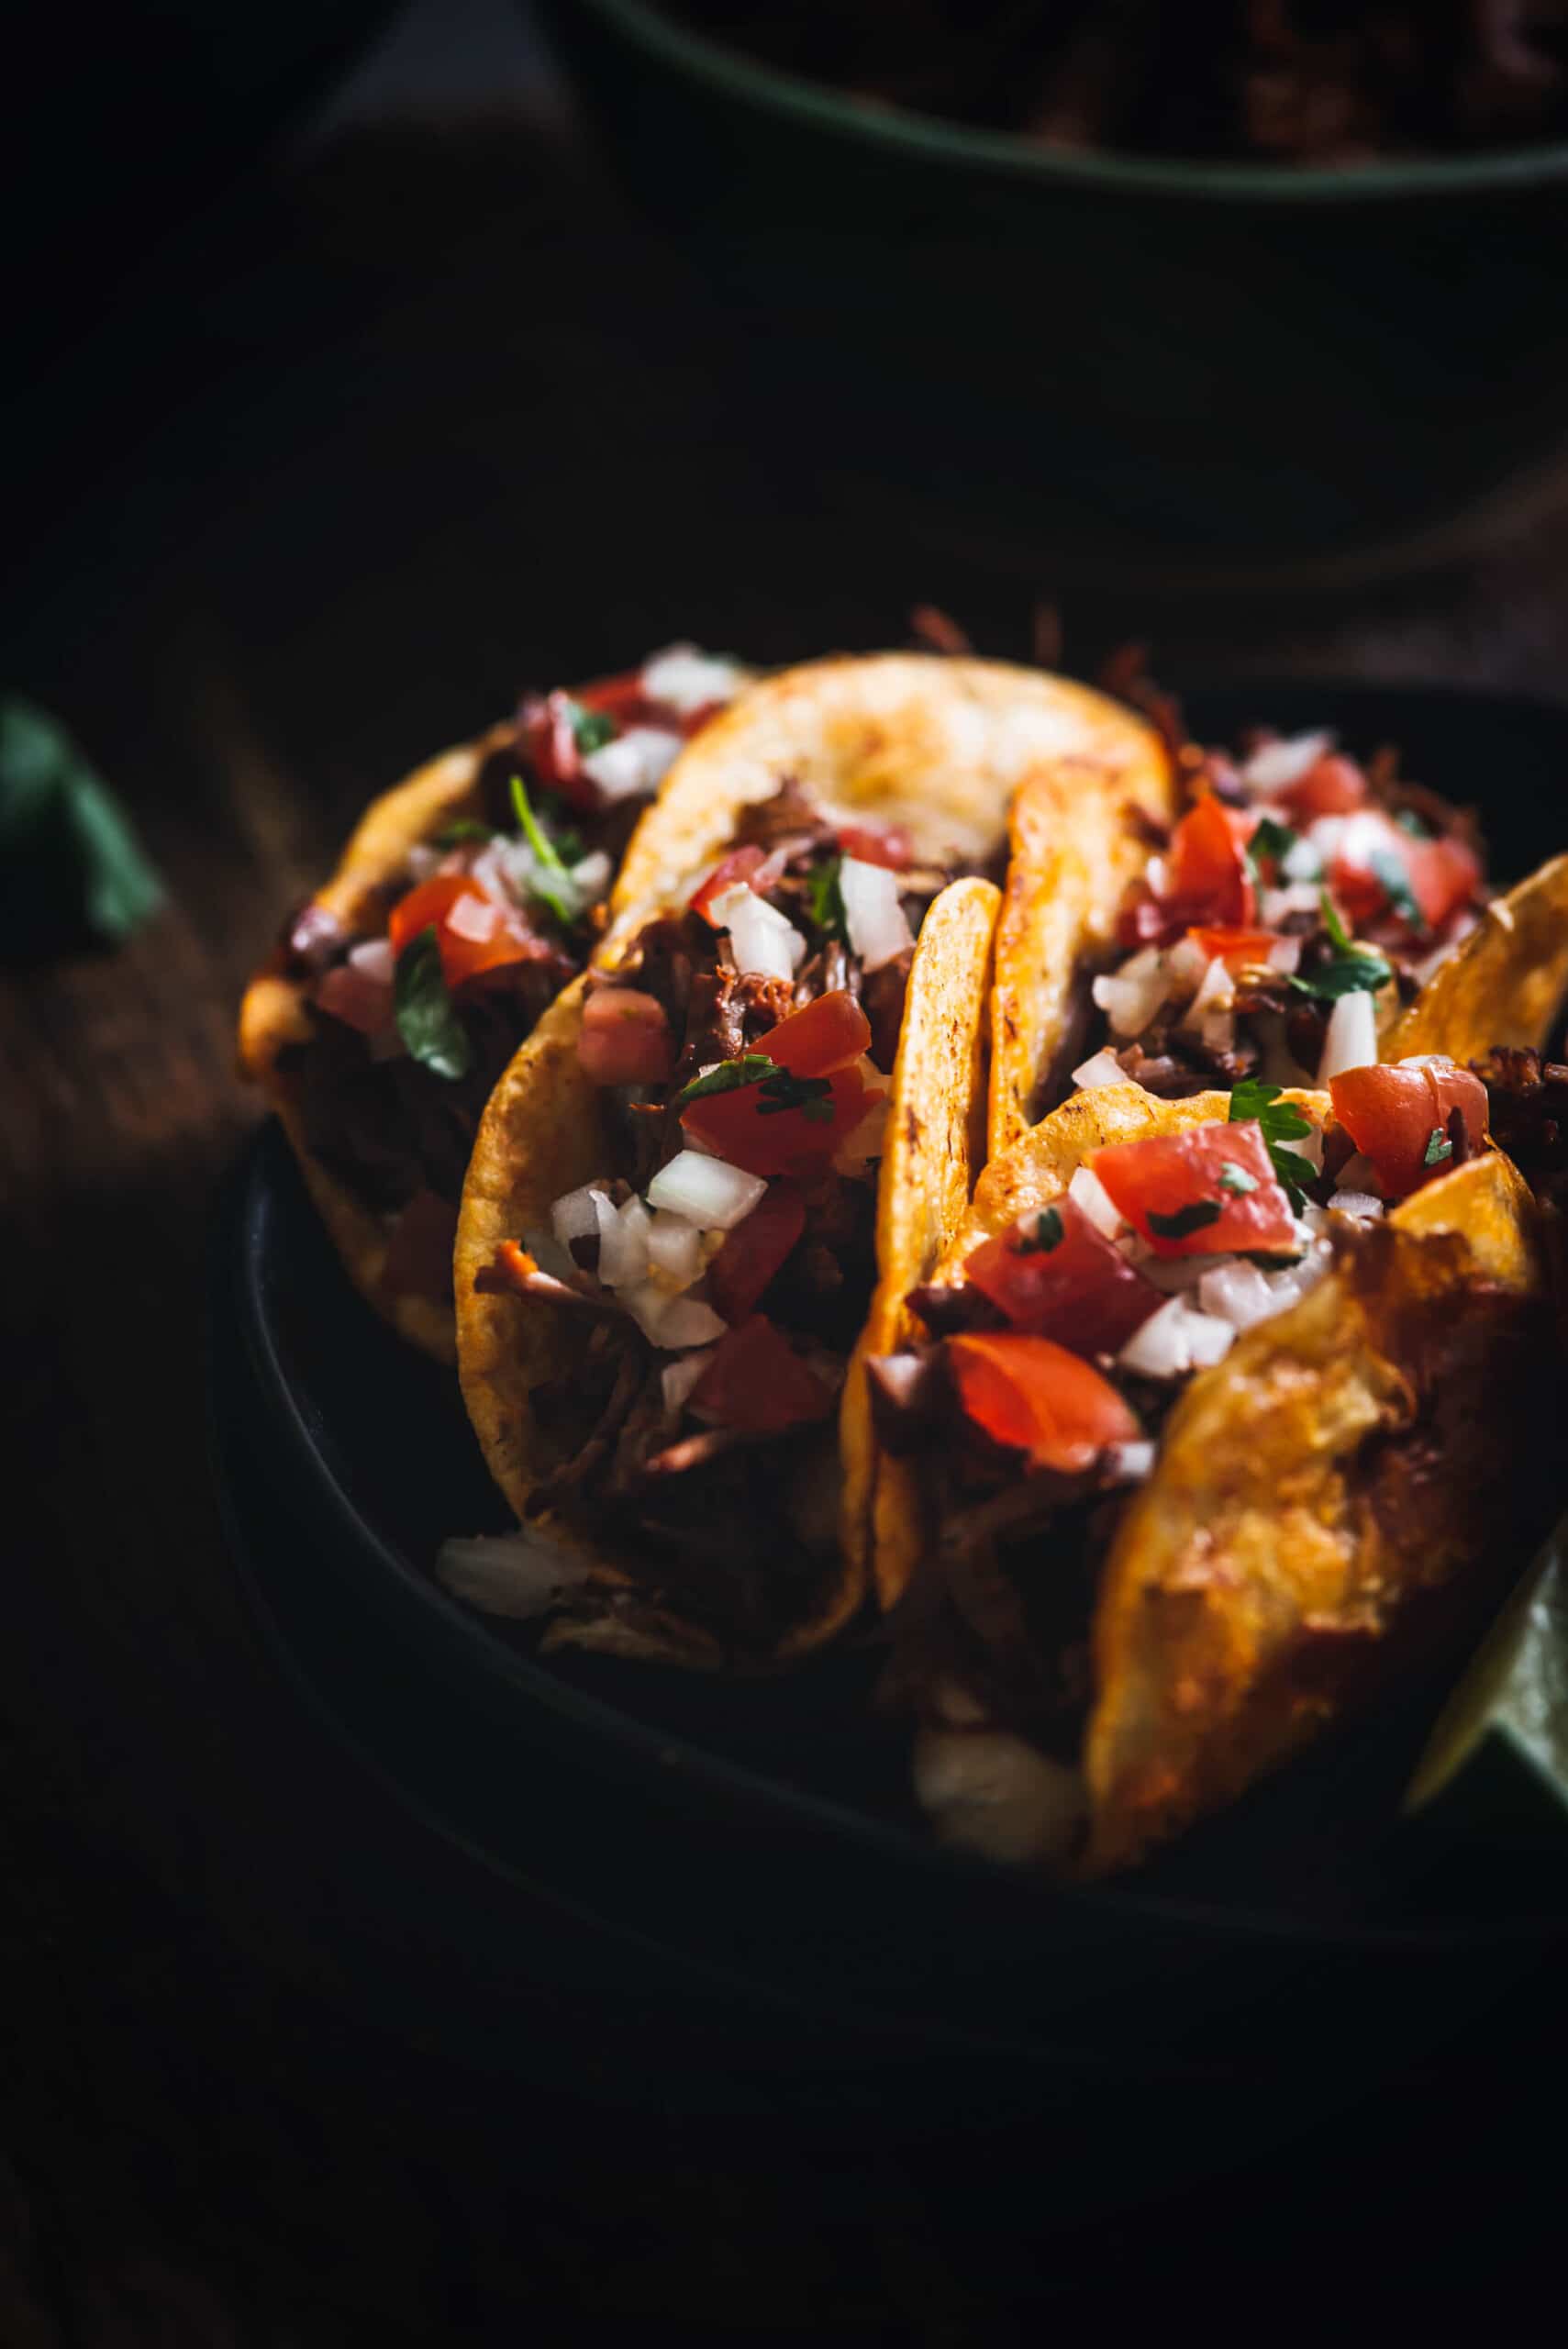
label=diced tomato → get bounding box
[388,873,557,987]
[380,1189,459,1301]
[1168,795,1258,928]
[706,1182,806,1322]
[1089,1120,1299,1258]
[1279,753,1368,823]
[691,845,767,925]
[962,1197,1161,1357]
[758,988,873,1077]
[1329,1061,1488,1199]
[1188,925,1281,974]
[946,1332,1140,1475]
[688,1314,833,1433]
[680,1064,865,1180]
[575,988,673,1085]
[1405,834,1481,931]
[836,823,913,871]
[519,667,717,809]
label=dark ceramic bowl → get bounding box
[534,0,1568,569]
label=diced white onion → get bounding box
[711,885,806,982]
[1331,809,1397,873]
[521,1226,577,1282]
[1183,956,1234,1028]
[435,1531,588,1620]
[348,938,395,983]
[639,643,742,715]
[839,856,914,973]
[1144,856,1170,898]
[1139,1253,1211,1294]
[1118,1295,1237,1379]
[1092,946,1171,1040]
[1165,934,1208,992]
[1069,1164,1123,1239]
[1318,988,1380,1083]
[581,727,684,801]
[550,1184,606,1248]
[646,1209,706,1290]
[598,1195,652,1291]
[1196,1261,1278,1330]
[1071,1049,1130,1091]
[662,1347,717,1413]
[471,840,518,904]
[1266,936,1303,975]
[1242,730,1331,793]
[1105,1440,1156,1485]
[405,843,440,882]
[647,1151,767,1230]
[1330,1189,1385,1220]
[1293,1121,1325,1174]
[657,1297,729,1349]
[444,890,500,944]
[569,850,613,901]
[1262,880,1323,921]
[1280,837,1325,884]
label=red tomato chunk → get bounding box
[947,1332,1140,1474]
[689,1315,833,1433]
[962,1197,1160,1357]
[706,1183,806,1323]
[1329,1061,1487,1199]
[1088,1119,1298,1257]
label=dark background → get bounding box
[6,3,1568,2337]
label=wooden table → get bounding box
[6,47,1568,2341]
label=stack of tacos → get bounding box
[241,648,1568,1878]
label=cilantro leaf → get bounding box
[1319,888,1353,954]
[1246,816,1297,884]
[432,817,495,848]
[1270,1149,1322,1207]
[1218,1162,1259,1195]
[1229,1078,1318,1209]
[510,773,582,926]
[1370,850,1427,933]
[1015,1207,1064,1254]
[1289,950,1393,1000]
[757,1069,834,1119]
[806,853,849,943]
[557,697,617,755]
[394,926,472,1080]
[673,1052,778,1109]
[1423,1126,1453,1168]
[1148,1198,1223,1241]
[0,696,165,948]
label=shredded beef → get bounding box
[906,1281,1007,1339]
[1474,1047,1568,1197]
[732,776,836,855]
[862,950,913,1075]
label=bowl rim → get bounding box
[567,0,1568,204]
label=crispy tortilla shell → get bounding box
[1386,852,1568,1064]
[239,726,512,1364]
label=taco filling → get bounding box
[867,1057,1498,1864]
[271,646,746,1302]
[472,784,993,1653]
[1073,727,1485,1103]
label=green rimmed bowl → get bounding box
[534,0,1568,571]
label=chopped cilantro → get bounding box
[1246,816,1297,883]
[1218,1162,1259,1195]
[558,698,618,755]
[1229,1078,1318,1210]
[1289,948,1393,1000]
[806,853,849,943]
[1423,1126,1453,1168]
[1147,1198,1223,1241]
[757,1069,834,1119]
[394,926,472,1081]
[510,774,581,926]
[673,1052,777,1109]
[1015,1207,1064,1254]
[432,818,494,848]
[1370,849,1427,933]
[1319,888,1353,954]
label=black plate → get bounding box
[210,681,1568,2124]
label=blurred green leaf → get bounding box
[0,697,165,947]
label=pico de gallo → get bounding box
[868,1056,1489,1746]
[1068,725,1485,1109]
[273,644,747,1303]
[473,778,992,1646]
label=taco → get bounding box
[452,653,1170,1665]
[239,646,749,1360]
[864,1067,1561,1875]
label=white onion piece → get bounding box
[647,1151,766,1230]
[658,1297,728,1348]
[1139,1253,1211,1294]
[710,885,806,982]
[521,1226,578,1282]
[471,841,518,904]
[405,842,440,882]
[444,890,500,944]
[570,850,613,901]
[348,938,395,983]
[1196,1261,1278,1330]
[1262,880,1323,922]
[1069,1164,1123,1240]
[639,643,741,715]
[1330,810,1398,873]
[1330,1189,1385,1220]
[1071,1049,1130,1091]
[581,727,684,801]
[1242,730,1331,792]
[436,1531,589,1620]
[1165,935,1208,992]
[840,856,914,973]
[1397,1052,1458,1071]
[1118,1295,1236,1379]
[646,1209,706,1290]
[1092,946,1171,1040]
[1280,837,1325,884]
[1318,987,1380,1082]
[1106,1440,1156,1485]
[598,1195,651,1291]
[1184,956,1234,1028]
[1144,856,1170,897]
[1266,936,1303,975]
[662,1347,717,1414]
[550,1184,606,1248]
